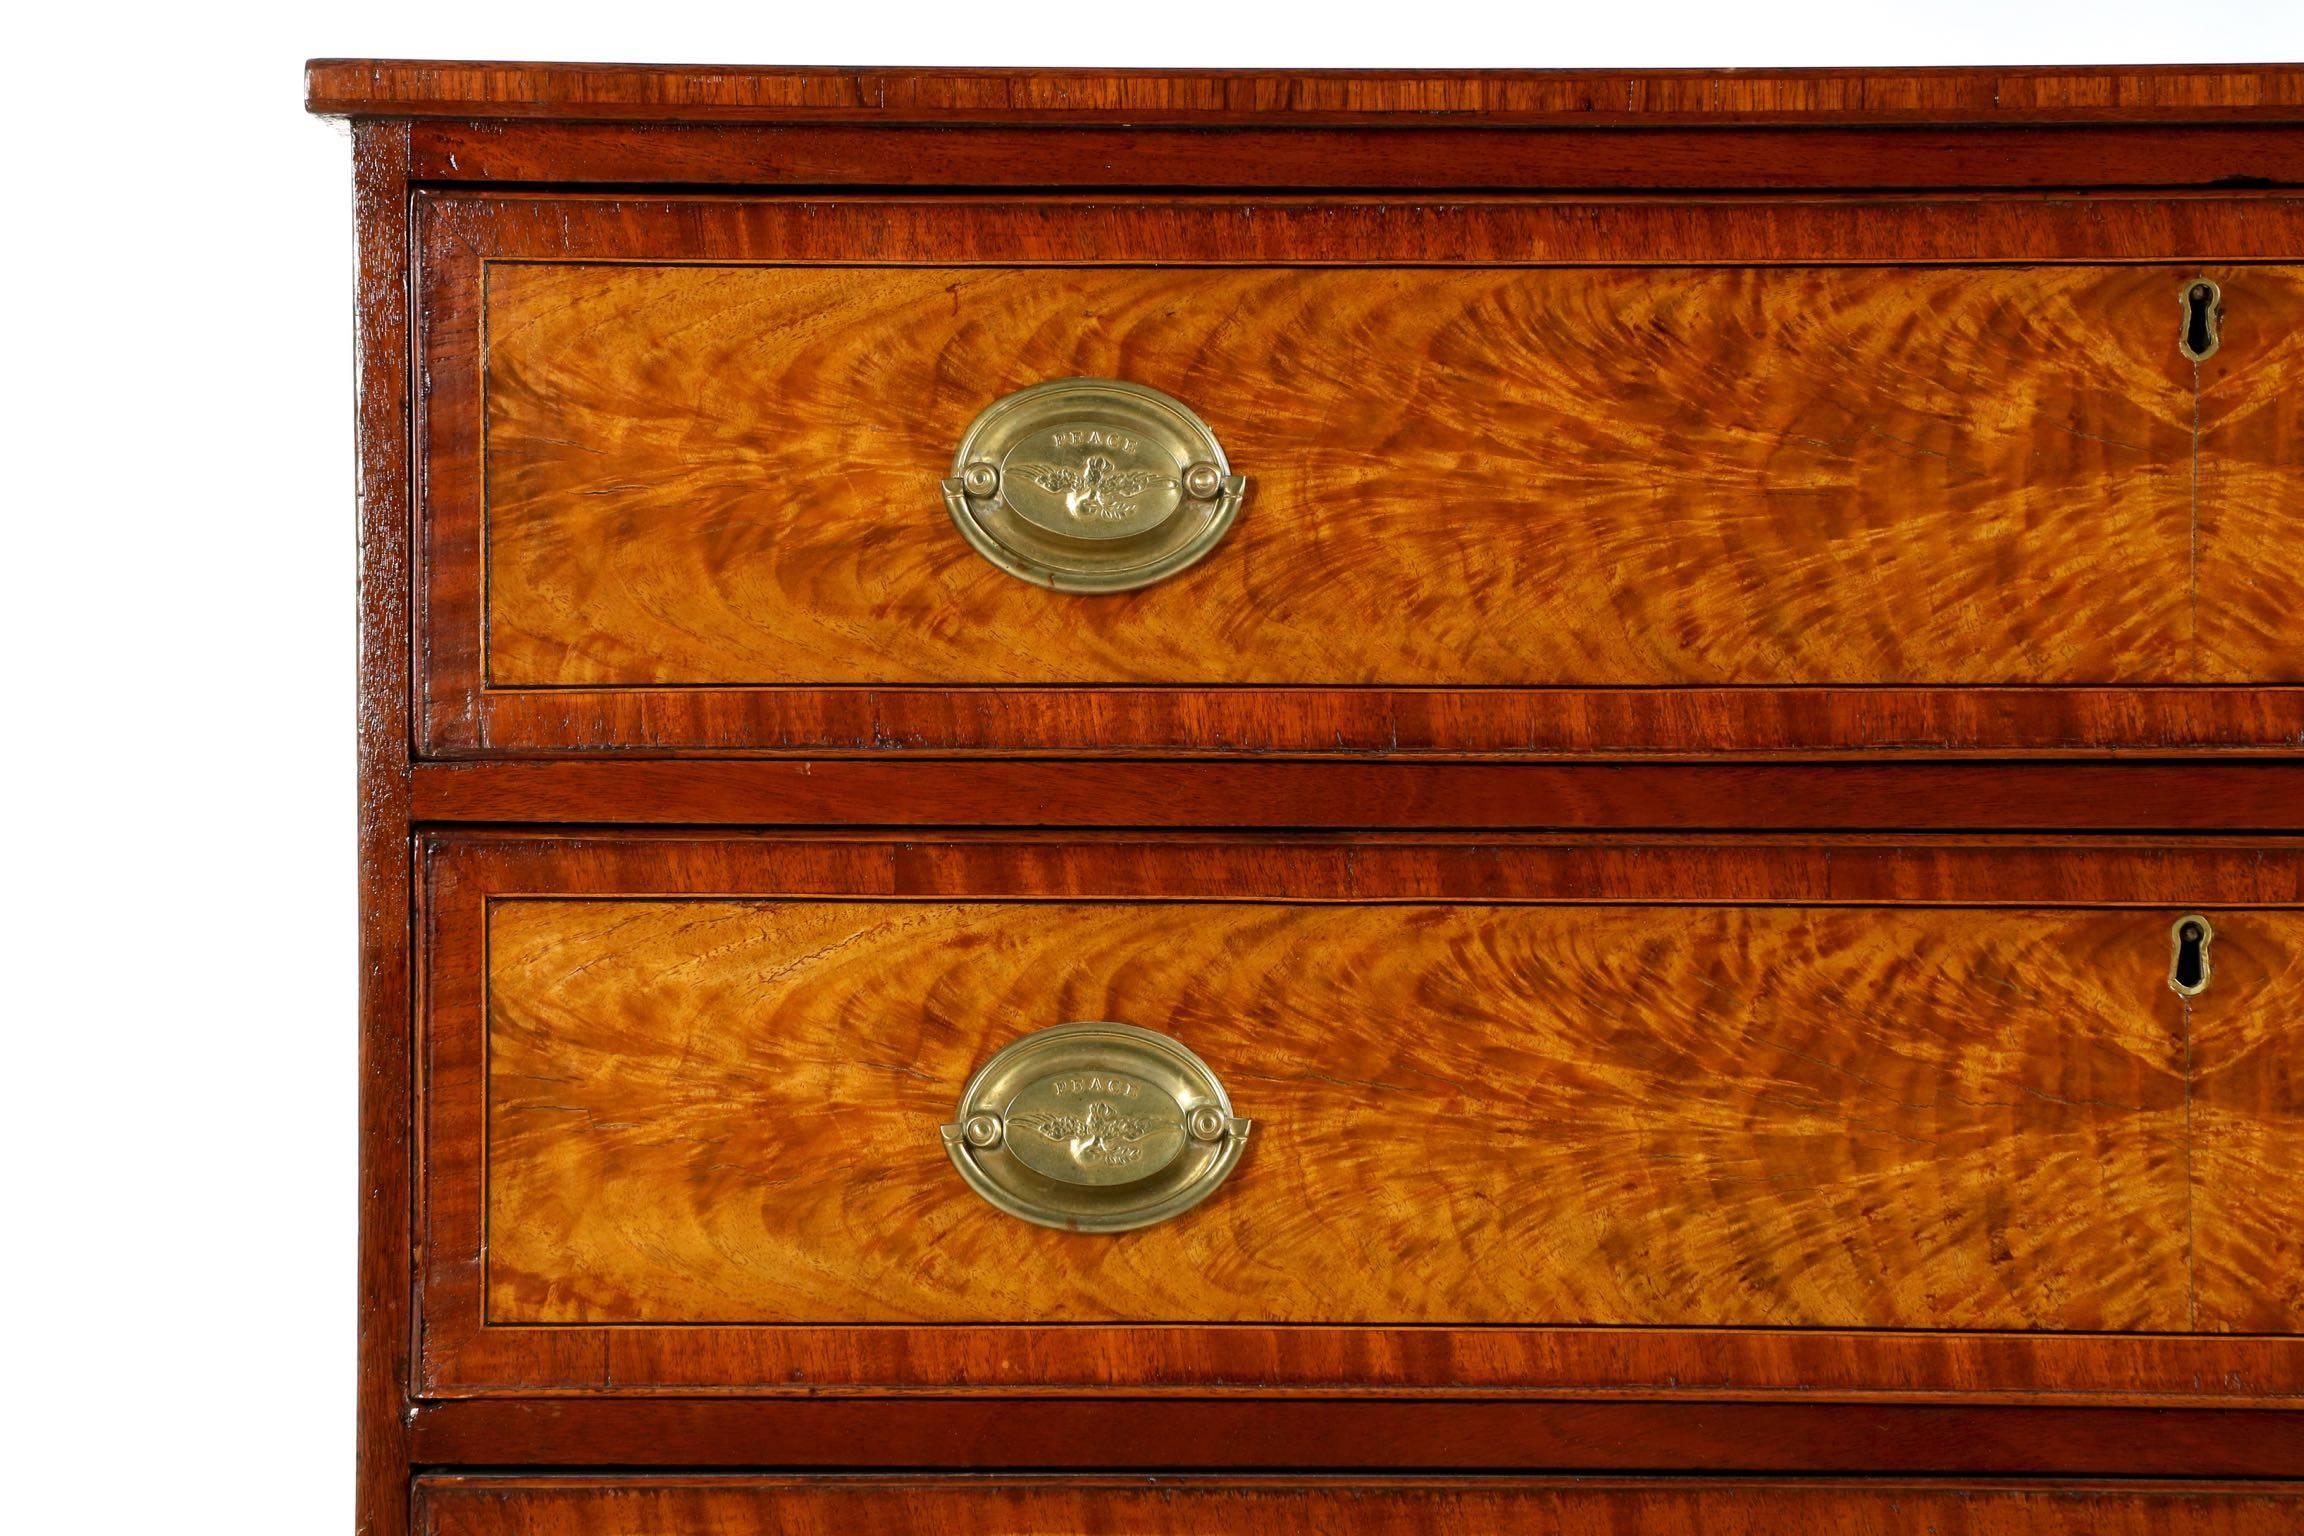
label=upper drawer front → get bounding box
[418,1477,2304,1536]
[419,833,2304,1397]
[415,194,2304,757]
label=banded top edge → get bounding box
[305,60,2304,126]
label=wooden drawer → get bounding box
[419,832,2303,1397]
[417,1476,2304,1535]
[416,193,2304,758]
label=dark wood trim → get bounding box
[428,689,2304,763]
[309,61,2304,126]
[407,1397,2304,1477]
[419,187,2304,268]
[418,828,2304,907]
[409,760,2304,832]
[402,121,2304,192]
[353,118,417,1536]
[410,1476,2304,1536]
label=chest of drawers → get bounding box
[312,61,2304,1535]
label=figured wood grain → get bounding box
[439,685,2304,757]
[421,834,2304,1397]
[482,260,2235,691]
[2191,913,2304,1332]
[416,1476,2304,1536]
[309,60,2304,124]
[351,119,417,1536]
[340,65,2304,1502]
[433,831,2304,906]
[2198,264,2304,683]
[407,759,2304,830]
[420,193,2304,754]
[404,121,2304,191]
[479,897,2216,1331]
[407,1397,2304,1478]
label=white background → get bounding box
[6,2,2297,1529]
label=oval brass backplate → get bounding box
[940,1021,1250,1232]
[942,378,1246,593]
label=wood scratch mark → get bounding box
[2190,348,2203,659]
[2182,991,2198,1332]
[2053,422,2144,454]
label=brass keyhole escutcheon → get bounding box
[2169,914,2214,997]
[2179,279,2222,362]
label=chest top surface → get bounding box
[308,59,2304,125]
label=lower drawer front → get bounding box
[418,1478,2304,1535]
[420,834,2304,1396]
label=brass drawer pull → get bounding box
[943,378,1246,592]
[941,1021,1250,1231]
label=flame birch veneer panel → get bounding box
[2196,266,2304,682]
[480,262,2293,689]
[2190,912,2304,1332]
[477,897,2278,1331]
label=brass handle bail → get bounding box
[940,1021,1250,1232]
[942,378,1246,592]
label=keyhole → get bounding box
[2179,280,2222,362]
[2169,914,2214,997]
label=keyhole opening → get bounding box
[2169,914,2214,997]
[2179,280,2222,362]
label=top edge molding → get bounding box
[305,60,2304,127]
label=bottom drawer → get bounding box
[418,1477,2304,1534]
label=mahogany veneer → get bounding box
[315,61,2304,1536]
[416,1476,2304,1536]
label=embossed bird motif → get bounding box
[1010,1099,1156,1169]
[1007,454,1173,524]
